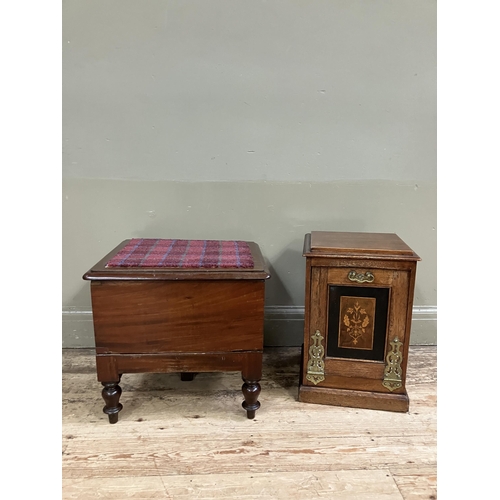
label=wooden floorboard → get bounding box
[62,346,436,499]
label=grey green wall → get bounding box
[63,0,436,346]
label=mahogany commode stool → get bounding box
[83,238,270,423]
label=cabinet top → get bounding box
[303,231,420,260]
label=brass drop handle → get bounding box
[348,270,374,283]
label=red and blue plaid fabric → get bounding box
[105,239,254,269]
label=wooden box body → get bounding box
[84,240,269,381]
[298,231,420,412]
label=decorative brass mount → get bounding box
[348,270,375,283]
[382,337,403,391]
[306,330,325,385]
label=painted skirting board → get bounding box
[62,305,437,348]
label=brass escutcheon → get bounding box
[306,330,325,385]
[348,270,375,284]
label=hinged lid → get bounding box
[83,239,270,281]
[304,231,420,260]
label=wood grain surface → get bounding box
[63,346,436,499]
[91,280,265,354]
[308,231,419,258]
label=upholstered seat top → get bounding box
[105,238,254,269]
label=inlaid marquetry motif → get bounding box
[306,330,325,385]
[338,296,376,350]
[382,337,403,391]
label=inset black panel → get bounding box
[327,285,389,361]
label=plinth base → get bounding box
[298,384,409,413]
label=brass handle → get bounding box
[348,270,374,283]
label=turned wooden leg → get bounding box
[241,351,262,419]
[242,379,261,419]
[180,372,195,381]
[101,381,123,424]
